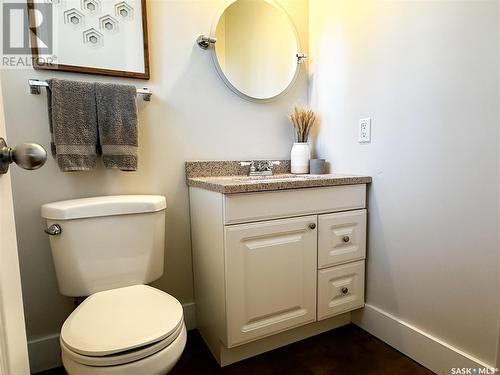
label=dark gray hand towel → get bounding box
[95,83,138,171]
[46,79,98,171]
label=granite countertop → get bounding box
[186,161,372,194]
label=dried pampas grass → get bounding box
[289,106,316,142]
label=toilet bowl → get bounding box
[41,195,186,374]
[60,285,186,375]
[59,285,186,375]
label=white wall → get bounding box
[1,0,308,372]
[309,0,499,367]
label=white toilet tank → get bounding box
[41,195,166,297]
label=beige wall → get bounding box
[1,0,308,371]
[309,0,499,366]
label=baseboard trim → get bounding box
[183,301,196,330]
[352,304,494,374]
[28,333,61,374]
[29,302,197,374]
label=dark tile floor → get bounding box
[35,324,433,375]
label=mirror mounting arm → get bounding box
[197,35,217,50]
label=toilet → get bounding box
[41,195,186,375]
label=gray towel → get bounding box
[47,79,98,171]
[95,83,138,171]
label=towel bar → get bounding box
[28,79,153,101]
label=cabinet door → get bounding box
[225,216,317,346]
[317,260,365,320]
[318,209,366,268]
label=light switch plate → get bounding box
[359,118,371,143]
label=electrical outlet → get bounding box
[359,118,371,143]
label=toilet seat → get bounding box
[60,319,184,367]
[61,284,184,363]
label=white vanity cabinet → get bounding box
[225,215,317,346]
[318,209,367,268]
[189,183,368,365]
[317,260,365,320]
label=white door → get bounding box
[224,216,317,347]
[0,78,30,375]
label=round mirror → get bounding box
[212,0,300,101]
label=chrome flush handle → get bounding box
[44,224,62,236]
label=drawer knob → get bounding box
[342,236,350,243]
[308,223,316,230]
[341,287,349,294]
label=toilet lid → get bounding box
[61,285,183,356]
[61,321,185,367]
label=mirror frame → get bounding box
[210,0,303,102]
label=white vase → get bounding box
[290,142,310,174]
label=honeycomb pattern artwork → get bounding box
[63,8,85,28]
[115,1,133,21]
[99,15,119,34]
[83,28,104,48]
[61,1,135,49]
[81,0,101,14]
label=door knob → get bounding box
[0,137,47,174]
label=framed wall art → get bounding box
[28,0,150,79]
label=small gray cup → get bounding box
[309,159,326,174]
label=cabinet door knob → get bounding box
[308,223,316,230]
[343,235,350,243]
[341,287,349,294]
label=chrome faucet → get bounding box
[240,160,281,176]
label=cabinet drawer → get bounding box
[317,261,365,320]
[224,185,366,224]
[224,216,318,346]
[318,209,366,268]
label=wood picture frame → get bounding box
[28,0,150,80]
